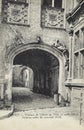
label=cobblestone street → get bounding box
[0,87,83,130]
[12,87,58,111]
[12,87,81,124]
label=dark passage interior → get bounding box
[12,49,59,110]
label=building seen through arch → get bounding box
[0,0,84,121]
[13,49,59,97]
[0,0,69,109]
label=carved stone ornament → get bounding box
[42,7,64,28]
[3,0,29,25]
[52,40,69,70]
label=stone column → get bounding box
[65,28,74,103]
[0,79,4,107]
[58,58,67,100]
[0,44,5,107]
[0,0,4,107]
[68,29,74,80]
[0,0,2,23]
[62,0,65,9]
[0,63,4,106]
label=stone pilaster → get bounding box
[4,63,12,107]
[0,79,5,108]
[68,28,74,81]
[0,0,2,23]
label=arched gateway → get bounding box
[4,42,66,106]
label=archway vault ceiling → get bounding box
[13,49,59,71]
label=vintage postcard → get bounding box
[0,0,84,130]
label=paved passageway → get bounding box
[12,87,57,111]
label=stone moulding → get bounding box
[5,37,69,72]
[6,43,63,63]
[41,6,65,29]
[4,40,68,102]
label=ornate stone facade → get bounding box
[2,0,29,26]
[0,0,69,110]
[42,7,64,28]
[66,0,84,124]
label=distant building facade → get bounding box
[66,0,84,121]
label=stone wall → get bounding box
[0,0,69,79]
[33,66,59,97]
[71,87,84,122]
[1,0,69,48]
[0,0,69,106]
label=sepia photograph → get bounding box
[0,0,84,130]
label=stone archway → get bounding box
[4,43,66,106]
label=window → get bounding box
[54,0,62,8]
[43,0,52,7]
[74,31,80,51]
[74,53,79,79]
[42,0,64,28]
[43,0,62,8]
[80,51,84,78]
[74,51,84,79]
[7,0,28,3]
[73,28,84,79]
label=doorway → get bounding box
[4,43,65,108]
[12,49,59,110]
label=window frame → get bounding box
[73,28,84,79]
